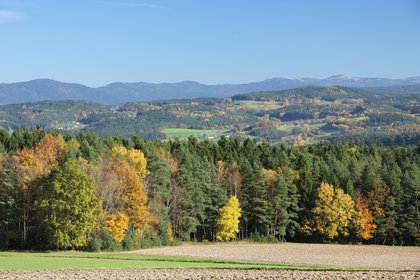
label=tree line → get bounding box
[0,129,418,250]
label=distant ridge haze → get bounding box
[1,75,419,105]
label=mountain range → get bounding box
[1,75,420,105]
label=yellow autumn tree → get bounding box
[355,191,376,240]
[112,159,152,234]
[216,196,241,241]
[110,146,148,177]
[312,182,356,240]
[11,148,42,186]
[105,212,129,242]
[10,148,43,244]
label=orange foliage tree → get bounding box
[33,134,65,173]
[355,191,376,241]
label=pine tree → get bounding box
[145,149,172,241]
[203,160,228,241]
[240,160,270,237]
[398,164,419,245]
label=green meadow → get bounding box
[0,252,369,271]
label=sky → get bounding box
[0,0,419,87]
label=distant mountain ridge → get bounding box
[1,75,419,105]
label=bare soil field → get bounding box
[132,243,420,271]
[1,269,419,280]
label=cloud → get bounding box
[0,10,22,24]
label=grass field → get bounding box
[351,116,369,121]
[0,252,357,271]
[278,124,295,132]
[161,128,229,139]
[230,101,283,111]
[278,123,327,132]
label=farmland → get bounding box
[134,243,420,271]
[1,243,419,279]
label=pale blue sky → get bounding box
[0,0,419,86]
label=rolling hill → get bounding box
[0,86,419,146]
[1,75,420,105]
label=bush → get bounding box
[86,235,102,252]
[101,229,122,251]
[249,232,278,243]
[123,228,140,250]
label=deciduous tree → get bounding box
[105,212,129,242]
[354,191,376,241]
[312,182,356,240]
[216,196,241,241]
[37,160,101,249]
[112,159,152,234]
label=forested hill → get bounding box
[231,86,372,101]
[1,75,420,105]
[363,84,420,95]
[0,131,418,251]
[0,87,419,145]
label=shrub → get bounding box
[249,232,278,243]
[86,235,102,252]
[101,229,122,251]
[123,228,140,250]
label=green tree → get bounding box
[37,160,101,249]
[272,170,301,241]
[398,164,419,245]
[240,160,270,237]
[145,148,172,243]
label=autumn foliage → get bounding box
[355,191,376,240]
[0,131,418,250]
[105,212,129,242]
[112,159,153,233]
[312,182,356,240]
[216,196,241,241]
